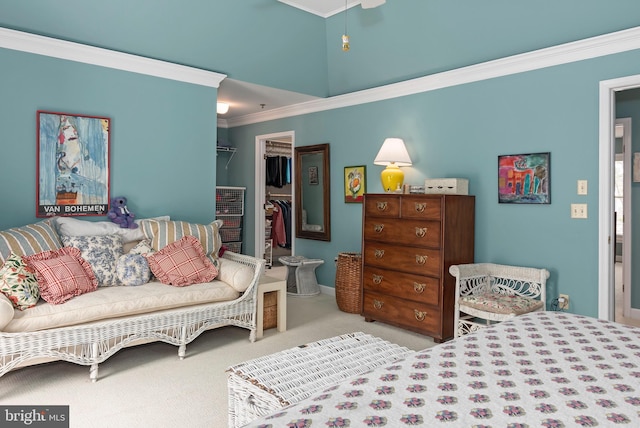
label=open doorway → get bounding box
[613,118,638,326]
[254,131,295,270]
[599,76,640,325]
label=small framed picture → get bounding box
[308,166,319,185]
[344,165,366,203]
[498,152,550,204]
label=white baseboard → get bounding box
[319,284,336,297]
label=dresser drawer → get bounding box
[364,195,400,218]
[400,196,441,220]
[363,266,439,305]
[363,218,441,247]
[363,242,441,277]
[362,290,440,334]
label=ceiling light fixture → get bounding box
[217,102,229,115]
[342,0,350,52]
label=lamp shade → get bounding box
[374,138,412,192]
[373,138,412,166]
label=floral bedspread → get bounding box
[244,312,640,427]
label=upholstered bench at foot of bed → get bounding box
[226,332,413,428]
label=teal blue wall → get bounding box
[616,89,640,309]
[0,48,218,229]
[0,0,328,97]
[228,51,640,318]
[3,1,640,319]
[324,1,640,95]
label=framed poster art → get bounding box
[37,111,110,217]
[498,152,550,204]
[344,165,366,203]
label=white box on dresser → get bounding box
[424,178,469,195]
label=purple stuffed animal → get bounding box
[107,196,138,229]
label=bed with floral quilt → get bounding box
[245,311,640,427]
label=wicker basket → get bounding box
[335,252,362,314]
[263,291,278,330]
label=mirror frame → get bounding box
[295,143,331,241]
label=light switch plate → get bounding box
[571,203,588,219]
[577,180,588,195]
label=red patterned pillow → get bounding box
[145,236,218,286]
[24,247,98,304]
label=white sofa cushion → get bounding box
[3,279,239,333]
[55,216,170,243]
[0,293,14,330]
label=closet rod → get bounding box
[267,193,291,198]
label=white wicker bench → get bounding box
[226,332,413,428]
[0,251,265,382]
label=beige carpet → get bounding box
[0,271,436,428]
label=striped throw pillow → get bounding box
[0,219,62,264]
[140,219,223,263]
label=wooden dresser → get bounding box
[361,193,475,342]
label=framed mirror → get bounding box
[295,143,331,241]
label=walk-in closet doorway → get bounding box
[254,131,295,268]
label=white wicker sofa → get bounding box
[0,217,265,382]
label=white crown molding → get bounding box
[0,27,226,88]
[278,0,359,18]
[224,25,640,128]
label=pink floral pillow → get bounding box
[145,236,218,287]
[24,247,98,304]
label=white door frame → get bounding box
[254,131,295,260]
[599,75,640,320]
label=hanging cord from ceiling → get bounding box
[342,0,350,51]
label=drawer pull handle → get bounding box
[373,299,384,310]
[415,227,427,238]
[414,203,426,213]
[414,310,427,322]
[413,282,426,293]
[374,224,384,233]
[374,249,385,258]
[376,202,388,211]
[373,274,383,285]
[415,255,428,264]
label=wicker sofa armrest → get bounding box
[221,251,266,302]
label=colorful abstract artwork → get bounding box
[498,152,550,204]
[37,111,110,217]
[344,165,366,203]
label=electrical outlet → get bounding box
[571,203,588,219]
[558,294,570,310]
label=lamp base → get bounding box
[380,164,404,193]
